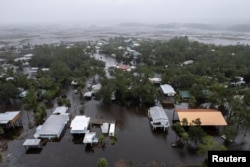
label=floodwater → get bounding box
[1,96,205,167]
[1,24,250,48]
[2,54,250,167]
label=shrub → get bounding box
[97,157,108,167]
[110,137,117,145]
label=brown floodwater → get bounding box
[1,94,205,167]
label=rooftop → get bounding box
[148,106,169,123]
[160,84,176,96]
[23,139,41,146]
[179,90,192,99]
[35,115,69,138]
[83,132,98,144]
[70,116,90,134]
[0,111,21,124]
[175,109,227,126]
[52,106,68,115]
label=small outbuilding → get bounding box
[109,123,115,136]
[83,132,98,145]
[23,139,41,150]
[52,106,68,115]
[101,123,109,134]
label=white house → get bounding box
[148,106,170,131]
[34,114,69,139]
[182,60,194,66]
[160,84,176,96]
[70,115,90,134]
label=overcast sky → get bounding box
[0,0,249,25]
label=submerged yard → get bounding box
[1,95,206,167]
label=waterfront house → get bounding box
[148,106,170,131]
[70,115,90,134]
[34,114,69,139]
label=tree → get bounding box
[22,87,37,110]
[97,78,116,105]
[0,81,18,104]
[197,135,227,156]
[97,158,108,167]
[173,121,189,144]
[34,104,47,124]
[50,60,70,83]
[188,118,205,144]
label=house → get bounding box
[179,90,192,101]
[149,77,162,85]
[174,109,227,126]
[52,106,68,115]
[23,53,33,60]
[160,84,176,106]
[182,60,194,66]
[230,76,246,87]
[116,64,129,71]
[19,90,28,98]
[70,115,90,134]
[41,68,49,72]
[83,91,92,100]
[148,106,170,131]
[160,84,176,96]
[30,67,38,76]
[0,111,22,130]
[34,114,69,139]
[91,83,102,95]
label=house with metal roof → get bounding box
[0,111,22,130]
[148,106,170,131]
[160,84,176,106]
[52,106,68,115]
[70,115,90,134]
[179,90,192,100]
[34,115,69,139]
[160,84,176,96]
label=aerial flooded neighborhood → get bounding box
[1,0,250,167]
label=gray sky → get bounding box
[0,0,249,25]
